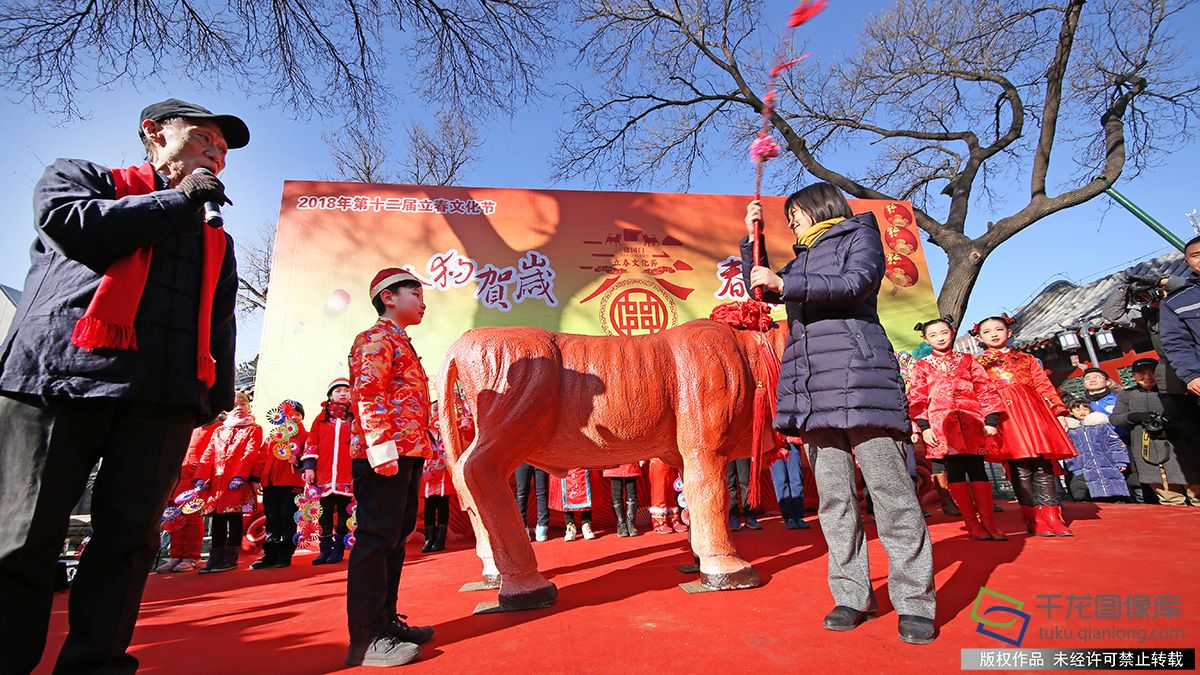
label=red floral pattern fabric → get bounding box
[977,347,1077,461]
[348,318,434,461]
[906,351,1004,458]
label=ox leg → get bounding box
[450,459,501,590]
[458,446,556,611]
[681,452,760,590]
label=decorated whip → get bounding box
[716,0,826,509]
[747,0,825,302]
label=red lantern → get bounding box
[885,252,919,289]
[883,202,915,230]
[883,225,919,255]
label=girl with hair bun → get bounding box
[906,318,1007,541]
[973,315,1078,537]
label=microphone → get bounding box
[193,167,224,227]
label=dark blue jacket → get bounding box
[1065,417,1130,499]
[1160,272,1200,384]
[741,212,909,436]
[0,158,237,422]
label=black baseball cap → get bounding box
[1082,367,1108,378]
[138,98,250,149]
[1131,357,1158,372]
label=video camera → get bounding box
[1123,274,1168,306]
[1102,273,1167,322]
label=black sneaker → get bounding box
[346,636,420,667]
[385,614,434,645]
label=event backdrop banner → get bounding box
[254,182,939,414]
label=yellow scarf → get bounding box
[796,216,846,248]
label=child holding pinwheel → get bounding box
[303,378,356,565]
[192,391,263,574]
[249,400,308,569]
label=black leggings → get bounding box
[319,494,353,539]
[424,494,450,529]
[209,513,244,549]
[944,455,988,483]
[1009,457,1061,507]
[611,477,637,506]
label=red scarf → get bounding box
[70,163,225,387]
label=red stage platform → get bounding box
[37,502,1199,672]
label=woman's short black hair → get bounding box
[371,279,422,315]
[783,182,853,226]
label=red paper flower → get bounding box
[769,54,810,79]
[788,0,827,28]
[750,132,781,162]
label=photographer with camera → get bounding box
[1102,270,1189,394]
[1160,236,1200,398]
[1109,358,1200,506]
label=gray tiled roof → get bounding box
[1010,252,1187,348]
[0,284,21,306]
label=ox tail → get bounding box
[439,356,466,466]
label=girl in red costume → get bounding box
[194,392,264,573]
[302,378,356,564]
[906,318,1007,541]
[973,315,1078,537]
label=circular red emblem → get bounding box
[608,288,670,336]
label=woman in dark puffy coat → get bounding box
[741,182,935,645]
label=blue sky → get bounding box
[1,1,1196,364]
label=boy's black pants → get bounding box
[346,457,424,644]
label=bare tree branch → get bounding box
[557,0,1200,319]
[235,221,275,317]
[404,109,481,186]
[0,0,558,120]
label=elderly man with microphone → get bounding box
[0,98,246,673]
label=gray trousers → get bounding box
[804,428,936,619]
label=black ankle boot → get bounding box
[421,528,436,552]
[431,525,447,552]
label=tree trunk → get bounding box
[937,244,989,322]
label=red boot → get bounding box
[947,483,991,540]
[970,482,1007,541]
[1021,505,1056,537]
[1040,505,1074,537]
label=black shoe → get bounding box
[794,519,811,529]
[250,555,275,570]
[431,525,447,552]
[898,615,936,645]
[346,636,420,668]
[784,519,799,529]
[384,614,434,645]
[744,514,762,530]
[421,534,435,553]
[822,605,875,632]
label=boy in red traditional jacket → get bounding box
[344,269,435,668]
[250,400,307,569]
[303,378,355,565]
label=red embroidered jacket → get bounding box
[349,318,434,461]
[907,351,1004,457]
[976,347,1068,416]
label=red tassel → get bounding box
[748,387,769,509]
[71,315,138,351]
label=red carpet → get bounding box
[37,502,1200,673]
